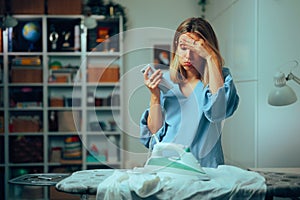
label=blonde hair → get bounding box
[170,17,224,86]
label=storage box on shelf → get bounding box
[87,65,120,83]
[57,111,81,132]
[11,67,43,83]
[10,116,41,133]
[47,0,82,15]
[11,0,45,14]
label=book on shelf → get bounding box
[12,57,42,66]
[15,101,43,108]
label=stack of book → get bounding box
[61,136,82,163]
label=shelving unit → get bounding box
[0,22,4,200]
[0,15,124,200]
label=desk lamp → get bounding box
[268,61,300,106]
[83,15,97,29]
[1,0,18,29]
[2,14,18,28]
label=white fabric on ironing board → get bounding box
[96,165,266,200]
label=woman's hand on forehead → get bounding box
[179,33,212,59]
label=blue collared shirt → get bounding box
[140,67,239,168]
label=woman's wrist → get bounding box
[150,93,160,105]
[206,53,220,67]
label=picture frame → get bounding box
[153,44,171,70]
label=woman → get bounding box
[140,17,239,168]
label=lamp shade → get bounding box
[268,72,297,106]
[83,16,97,29]
[3,15,18,28]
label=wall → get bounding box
[206,0,300,168]
[116,0,300,168]
[112,0,202,167]
[257,0,300,167]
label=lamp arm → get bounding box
[287,72,300,85]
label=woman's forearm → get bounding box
[147,94,163,134]
[207,55,224,94]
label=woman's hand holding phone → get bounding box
[141,64,173,94]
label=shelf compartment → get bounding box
[86,134,121,165]
[47,17,81,52]
[9,55,43,84]
[9,110,43,133]
[48,86,82,108]
[87,109,120,133]
[48,110,81,132]
[87,85,120,108]
[9,136,43,164]
[49,135,82,165]
[8,18,43,52]
[87,18,120,52]
[9,86,43,108]
[9,166,44,200]
[47,58,81,85]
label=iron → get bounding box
[144,138,209,180]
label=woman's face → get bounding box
[176,33,205,74]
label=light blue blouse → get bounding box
[140,67,239,168]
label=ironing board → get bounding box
[8,168,300,199]
[54,167,300,200]
[249,168,300,200]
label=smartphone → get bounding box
[141,64,173,93]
